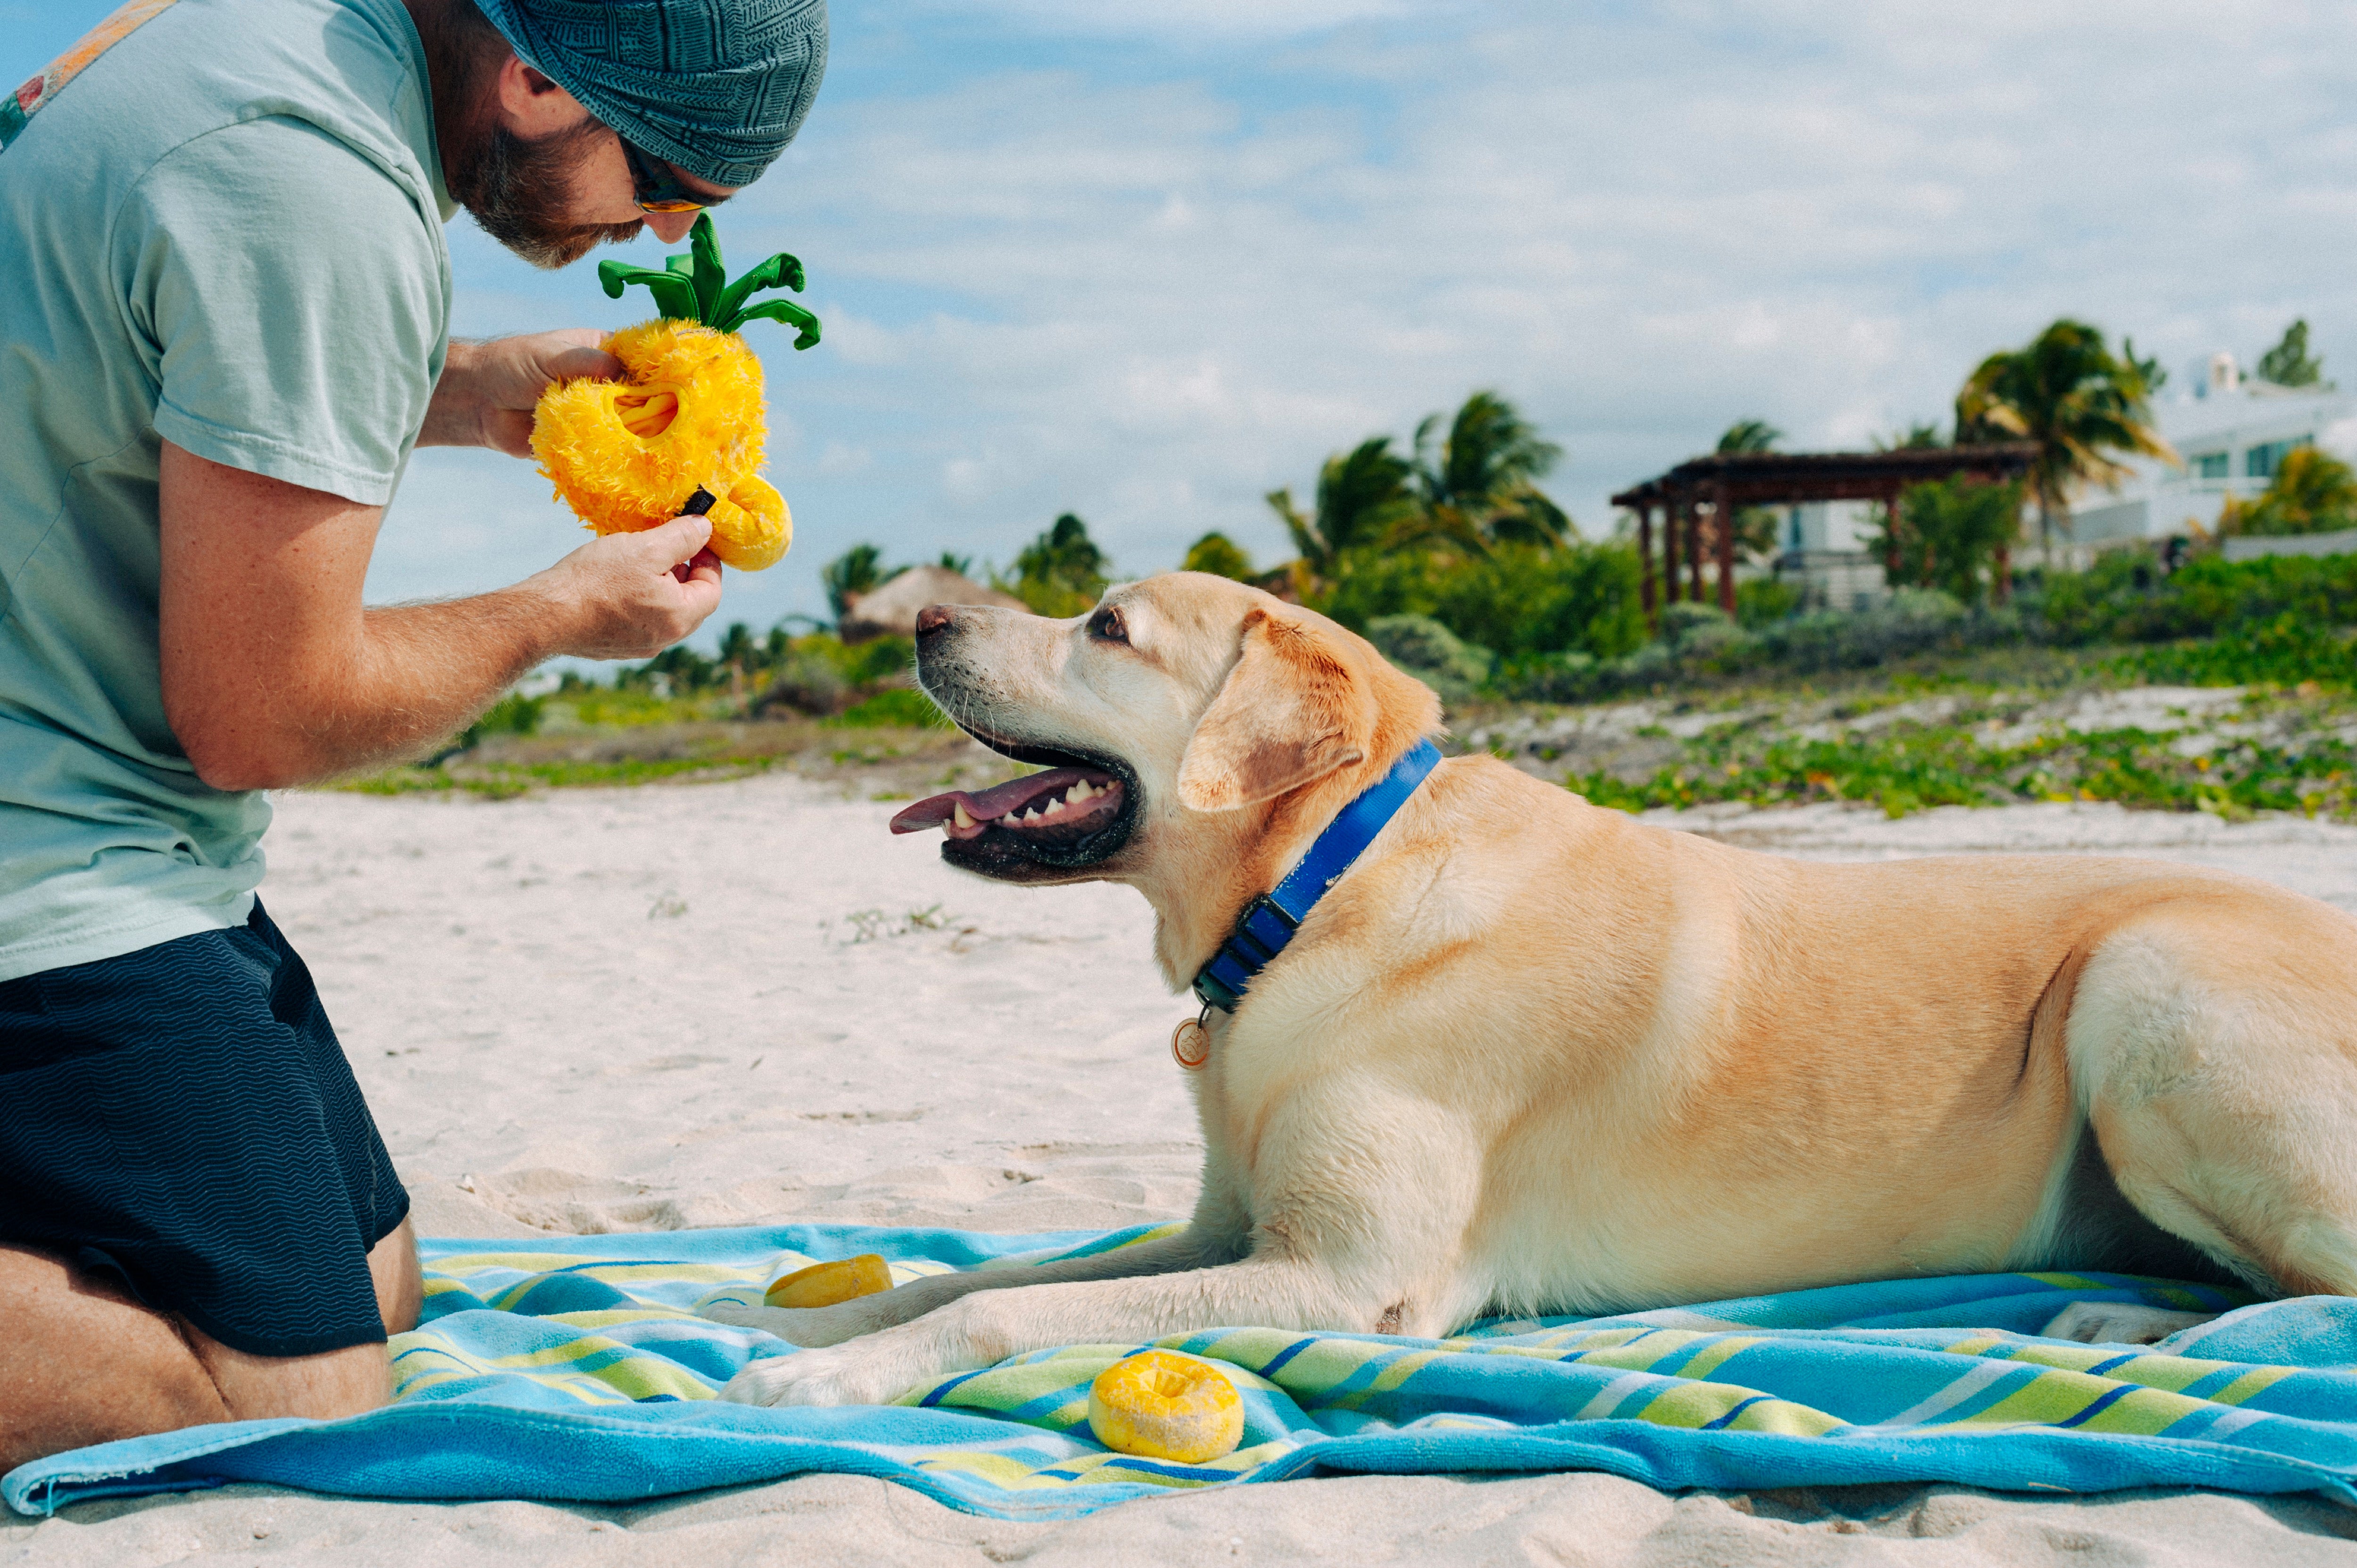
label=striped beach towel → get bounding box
[11,1221,2357,1520]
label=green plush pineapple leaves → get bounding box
[595,213,821,349]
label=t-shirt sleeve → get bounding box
[117,115,446,505]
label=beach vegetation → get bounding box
[1570,718,2357,823]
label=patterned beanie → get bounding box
[470,0,827,188]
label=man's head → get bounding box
[412,0,826,268]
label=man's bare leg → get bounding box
[0,1215,421,1471]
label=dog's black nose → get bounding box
[915,604,955,640]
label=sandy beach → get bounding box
[10,775,2357,1564]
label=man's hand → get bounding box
[158,443,724,790]
[524,517,725,660]
[418,330,621,457]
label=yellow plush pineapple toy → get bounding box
[530,214,821,571]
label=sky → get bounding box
[12,0,2357,649]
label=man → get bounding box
[0,0,825,1467]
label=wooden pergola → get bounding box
[1611,443,2039,625]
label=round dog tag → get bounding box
[1170,1017,1211,1070]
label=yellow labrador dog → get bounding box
[708,572,2357,1407]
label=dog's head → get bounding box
[890,573,1442,895]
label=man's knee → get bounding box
[0,1238,399,1472]
[371,1215,422,1336]
[183,1326,391,1423]
[0,1244,231,1471]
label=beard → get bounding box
[447,117,645,270]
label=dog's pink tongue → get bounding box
[890,770,1087,837]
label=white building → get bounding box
[1775,501,1896,611]
[2066,353,2357,546]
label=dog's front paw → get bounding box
[700,1298,880,1347]
[718,1343,918,1407]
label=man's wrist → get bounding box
[502,562,587,665]
[418,340,489,449]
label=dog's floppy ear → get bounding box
[1176,606,1376,813]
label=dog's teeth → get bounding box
[953,803,973,829]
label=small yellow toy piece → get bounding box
[1085,1350,1244,1464]
[530,214,818,573]
[765,1253,893,1309]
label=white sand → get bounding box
[10,777,2357,1565]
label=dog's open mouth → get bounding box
[890,767,1125,842]
[889,730,1137,874]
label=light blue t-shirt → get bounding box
[0,0,455,980]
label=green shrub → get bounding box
[2022,552,2357,647]
[1366,615,1492,706]
[1314,542,1645,664]
[443,690,544,757]
[1870,478,2023,605]
[829,688,953,728]
[811,633,915,686]
[2237,447,2357,536]
[1181,532,1255,581]
[757,651,849,715]
[2115,613,2357,688]
[1735,577,1802,628]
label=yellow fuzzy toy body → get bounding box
[532,320,789,570]
[528,216,820,573]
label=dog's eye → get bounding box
[1089,607,1129,645]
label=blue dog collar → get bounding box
[1191,739,1443,1014]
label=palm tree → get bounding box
[1407,391,1573,550]
[822,543,890,623]
[1713,418,1783,560]
[1716,418,1782,455]
[1265,436,1421,578]
[1875,421,1946,451]
[1954,319,2175,551]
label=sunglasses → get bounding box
[618,135,707,214]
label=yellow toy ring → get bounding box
[1086,1349,1244,1463]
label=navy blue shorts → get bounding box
[0,903,408,1357]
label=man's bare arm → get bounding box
[158,441,722,791]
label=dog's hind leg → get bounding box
[2062,894,2357,1314]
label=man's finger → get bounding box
[643,512,716,565]
[542,345,624,385]
[676,558,726,621]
